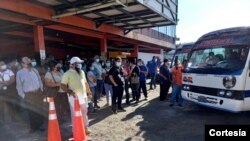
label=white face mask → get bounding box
[31,62,37,67]
[116,62,122,67]
[96,59,100,62]
[1,65,7,70]
[77,63,82,69]
[155,59,157,62]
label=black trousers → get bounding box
[124,79,130,103]
[131,83,140,101]
[112,85,124,109]
[24,90,45,131]
[139,81,147,98]
[160,81,171,101]
[54,92,70,121]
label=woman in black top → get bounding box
[130,60,140,103]
[108,57,125,114]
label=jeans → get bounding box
[170,84,183,105]
[89,87,96,112]
[139,81,147,98]
[96,80,104,99]
[131,83,140,101]
[104,83,113,105]
[150,73,156,89]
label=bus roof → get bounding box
[176,42,194,54]
[193,27,250,50]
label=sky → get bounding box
[176,0,250,44]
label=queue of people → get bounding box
[0,54,186,137]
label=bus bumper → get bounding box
[182,90,244,113]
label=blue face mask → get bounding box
[106,62,111,67]
[90,66,94,70]
[76,63,82,69]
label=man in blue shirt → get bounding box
[147,56,157,90]
[138,59,148,100]
[158,59,171,101]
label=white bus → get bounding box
[182,27,250,112]
[170,42,194,67]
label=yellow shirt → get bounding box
[61,68,87,97]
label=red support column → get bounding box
[129,44,139,58]
[100,37,107,57]
[33,25,46,64]
[133,45,139,57]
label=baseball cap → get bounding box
[70,56,83,64]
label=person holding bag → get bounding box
[130,60,140,103]
[44,60,69,123]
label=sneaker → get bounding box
[145,97,148,100]
[169,104,174,107]
[94,105,101,109]
[117,107,126,112]
[85,128,91,135]
[126,101,130,105]
[112,109,118,114]
[104,103,109,107]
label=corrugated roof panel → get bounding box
[138,24,152,27]
[37,0,61,6]
[83,13,101,19]
[128,20,144,24]
[113,23,125,26]
[147,17,165,22]
[140,14,157,18]
[123,5,146,12]
[100,9,123,16]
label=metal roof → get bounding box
[32,0,178,30]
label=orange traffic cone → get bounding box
[74,98,87,141]
[47,97,61,141]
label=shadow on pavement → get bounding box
[122,97,250,141]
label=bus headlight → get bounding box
[226,91,233,97]
[186,86,190,90]
[218,90,225,96]
[223,76,236,89]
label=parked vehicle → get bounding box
[182,27,250,112]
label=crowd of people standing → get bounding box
[0,54,184,136]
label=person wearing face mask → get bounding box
[60,56,93,135]
[158,59,171,101]
[6,57,22,115]
[138,59,148,100]
[108,57,126,113]
[148,56,158,90]
[103,60,113,106]
[45,60,69,123]
[86,60,98,113]
[129,60,140,103]
[16,57,45,133]
[93,55,104,102]
[0,60,16,123]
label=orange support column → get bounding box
[100,37,107,57]
[130,44,139,58]
[33,25,46,64]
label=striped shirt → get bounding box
[16,68,43,98]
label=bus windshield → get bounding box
[186,45,249,74]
